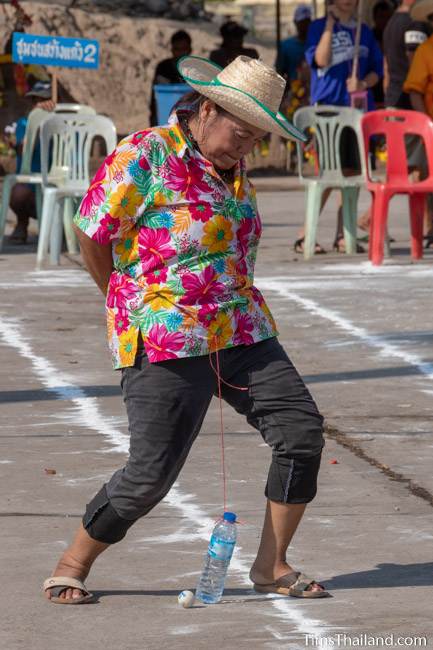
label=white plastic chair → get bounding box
[0,103,96,251]
[36,113,117,268]
[293,105,366,260]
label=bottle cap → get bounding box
[223,511,237,523]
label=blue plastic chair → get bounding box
[154,84,190,125]
[293,105,366,259]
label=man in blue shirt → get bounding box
[276,5,312,82]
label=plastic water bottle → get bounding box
[195,512,237,604]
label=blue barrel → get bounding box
[154,84,190,125]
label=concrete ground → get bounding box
[1,183,432,650]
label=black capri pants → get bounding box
[83,337,325,544]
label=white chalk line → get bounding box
[0,313,329,645]
[259,278,433,383]
[0,316,127,455]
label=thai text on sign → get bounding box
[12,32,99,69]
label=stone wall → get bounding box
[0,2,274,134]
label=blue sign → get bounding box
[12,32,99,69]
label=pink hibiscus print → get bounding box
[80,165,106,216]
[234,312,254,346]
[164,155,211,201]
[138,227,176,274]
[198,303,218,325]
[180,266,226,306]
[104,149,117,168]
[190,202,213,223]
[114,309,130,335]
[237,216,261,256]
[130,130,152,146]
[146,267,168,284]
[251,286,264,306]
[145,324,185,363]
[106,274,138,310]
[92,213,119,244]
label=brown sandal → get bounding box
[43,576,94,604]
[252,571,330,599]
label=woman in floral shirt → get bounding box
[44,56,329,603]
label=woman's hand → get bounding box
[346,77,367,94]
[35,99,56,112]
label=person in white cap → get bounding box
[43,55,330,605]
[276,4,312,83]
[404,0,433,116]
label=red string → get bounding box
[209,338,248,518]
[214,346,227,513]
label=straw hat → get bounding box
[410,0,433,23]
[177,55,306,142]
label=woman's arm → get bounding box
[73,224,113,297]
[314,15,335,68]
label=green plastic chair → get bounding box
[293,105,366,260]
[0,103,96,251]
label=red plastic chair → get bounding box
[361,109,433,265]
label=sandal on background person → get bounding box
[333,235,365,254]
[424,235,433,249]
[8,225,28,244]
[294,237,327,255]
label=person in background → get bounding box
[404,1,433,115]
[372,0,395,48]
[276,4,312,83]
[383,0,417,109]
[301,0,383,254]
[404,19,430,64]
[0,30,50,134]
[371,0,394,107]
[8,80,54,244]
[403,0,433,246]
[210,20,258,69]
[150,30,192,126]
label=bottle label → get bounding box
[208,535,235,561]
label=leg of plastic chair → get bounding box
[0,174,17,251]
[341,186,360,255]
[36,188,58,269]
[49,197,64,265]
[369,187,391,266]
[304,181,324,260]
[409,193,425,260]
[35,184,43,221]
[63,197,79,254]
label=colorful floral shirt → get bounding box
[74,111,278,369]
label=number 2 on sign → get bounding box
[83,43,96,64]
